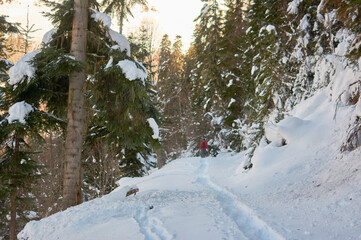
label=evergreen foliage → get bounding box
[156,35,191,163]
[39,0,160,186]
[192,0,225,153]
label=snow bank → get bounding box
[117,59,147,84]
[265,116,310,147]
[8,50,40,85]
[7,101,33,124]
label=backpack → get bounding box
[201,141,206,148]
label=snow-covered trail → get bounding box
[19,154,286,240]
[196,157,285,240]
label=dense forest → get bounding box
[1,0,361,239]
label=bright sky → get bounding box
[0,0,204,51]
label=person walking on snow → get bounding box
[200,140,209,158]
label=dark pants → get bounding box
[200,149,208,158]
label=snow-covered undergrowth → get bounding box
[19,75,361,239]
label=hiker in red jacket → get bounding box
[200,140,209,158]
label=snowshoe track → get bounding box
[197,158,285,240]
[134,206,173,240]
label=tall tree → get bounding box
[218,0,254,151]
[63,0,89,210]
[192,0,224,154]
[37,0,160,203]
[156,35,189,164]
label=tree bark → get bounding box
[63,0,88,210]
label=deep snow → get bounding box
[18,84,361,239]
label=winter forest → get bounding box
[1,0,361,239]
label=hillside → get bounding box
[19,75,361,239]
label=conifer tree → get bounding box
[0,39,63,240]
[128,18,159,84]
[156,35,189,163]
[192,0,224,154]
[218,0,254,151]
[36,0,160,201]
[0,12,59,239]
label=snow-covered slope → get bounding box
[19,88,361,239]
[19,56,361,239]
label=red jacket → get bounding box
[200,141,208,149]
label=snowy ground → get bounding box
[19,65,361,239]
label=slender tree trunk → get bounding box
[9,137,20,240]
[63,0,88,210]
[9,183,17,240]
[119,3,126,34]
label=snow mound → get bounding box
[265,116,310,147]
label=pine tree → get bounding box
[218,0,254,151]
[0,12,56,240]
[128,17,159,84]
[0,49,63,240]
[192,0,224,154]
[156,35,189,164]
[156,34,173,166]
[37,0,160,201]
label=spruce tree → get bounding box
[0,47,63,240]
[219,0,254,151]
[192,0,224,155]
[156,35,189,163]
[0,12,60,239]
[37,0,160,201]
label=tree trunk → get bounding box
[9,178,17,240]
[63,0,88,210]
[119,3,125,34]
[9,137,20,240]
[9,184,17,240]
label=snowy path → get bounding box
[19,151,361,240]
[196,157,285,240]
[134,206,173,240]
